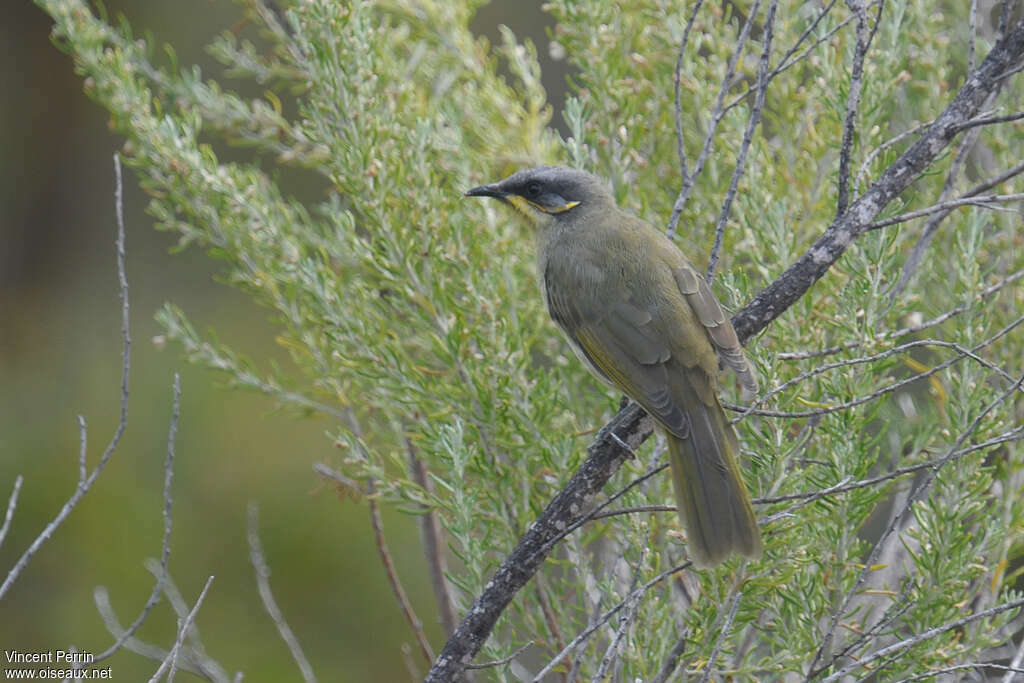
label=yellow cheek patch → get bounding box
[537,199,581,214]
[507,195,581,215]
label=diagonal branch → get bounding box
[425,19,1024,682]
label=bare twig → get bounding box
[312,462,361,494]
[668,0,764,237]
[539,461,669,558]
[968,0,978,74]
[593,570,643,682]
[247,504,316,683]
[591,504,676,520]
[951,110,1024,133]
[760,425,1024,504]
[408,440,459,637]
[0,152,132,601]
[93,588,211,680]
[699,586,744,683]
[465,642,533,671]
[94,374,180,664]
[854,121,932,192]
[672,0,707,188]
[867,192,1024,231]
[734,313,1024,421]
[591,425,1024,526]
[651,630,689,683]
[149,575,216,683]
[1001,633,1024,683]
[835,1,876,219]
[0,476,23,552]
[724,0,853,119]
[531,561,692,682]
[908,663,1024,682]
[145,559,234,681]
[707,0,779,282]
[889,102,1009,302]
[820,595,1024,682]
[827,585,916,669]
[777,265,1024,360]
[533,575,567,665]
[367,477,434,665]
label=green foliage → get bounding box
[35,0,1024,679]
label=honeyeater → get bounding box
[466,166,762,567]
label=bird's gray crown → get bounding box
[492,165,611,205]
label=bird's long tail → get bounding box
[667,394,762,568]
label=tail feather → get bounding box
[667,389,761,568]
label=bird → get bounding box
[466,165,762,568]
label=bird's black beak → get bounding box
[464,183,507,199]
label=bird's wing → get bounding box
[672,262,759,398]
[545,274,691,438]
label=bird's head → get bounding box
[465,166,612,230]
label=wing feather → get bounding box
[673,263,759,398]
[545,265,689,437]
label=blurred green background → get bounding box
[1,1,567,679]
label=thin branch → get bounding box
[367,477,434,665]
[699,586,744,683]
[93,588,212,680]
[0,476,23,552]
[707,0,778,282]
[668,0,764,237]
[885,265,1024,338]
[531,561,692,682]
[723,0,847,116]
[867,192,1024,231]
[592,425,1024,526]
[592,570,643,682]
[950,110,1024,133]
[465,643,533,671]
[0,152,132,601]
[672,0,706,188]
[888,118,1001,304]
[408,439,458,637]
[854,120,932,192]
[94,374,180,664]
[907,663,1024,682]
[312,462,361,495]
[760,425,1024,505]
[968,0,978,74]
[591,504,676,520]
[247,504,316,683]
[651,630,689,683]
[149,575,216,683]
[820,595,1024,682]
[1001,633,1024,683]
[533,575,567,666]
[733,313,1024,421]
[827,584,916,669]
[835,1,874,218]
[777,265,1024,360]
[536,461,668,558]
[145,558,234,681]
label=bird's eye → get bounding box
[526,181,542,197]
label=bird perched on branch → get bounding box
[466,166,761,567]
